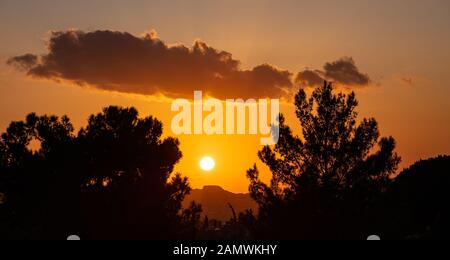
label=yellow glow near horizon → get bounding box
[200,156,216,172]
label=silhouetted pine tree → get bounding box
[247,81,401,239]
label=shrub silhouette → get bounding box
[247,81,401,239]
[0,106,194,240]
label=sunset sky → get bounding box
[1,0,449,193]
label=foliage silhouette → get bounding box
[0,106,196,240]
[380,155,450,239]
[195,207,257,240]
[0,91,448,240]
[247,81,401,239]
[0,114,77,239]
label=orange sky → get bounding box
[1,0,449,193]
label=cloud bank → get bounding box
[8,30,371,99]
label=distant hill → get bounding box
[183,186,258,222]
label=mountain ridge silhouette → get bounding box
[183,185,258,222]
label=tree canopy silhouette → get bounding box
[0,113,77,239]
[78,106,192,239]
[247,81,401,239]
[381,155,450,239]
[0,106,195,240]
[1,91,448,240]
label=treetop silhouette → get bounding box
[0,86,448,240]
[0,106,195,240]
[247,81,401,239]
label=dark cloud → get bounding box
[8,30,372,98]
[295,69,325,88]
[7,30,293,99]
[7,54,38,71]
[323,57,371,86]
[296,57,371,88]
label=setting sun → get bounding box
[200,156,216,172]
